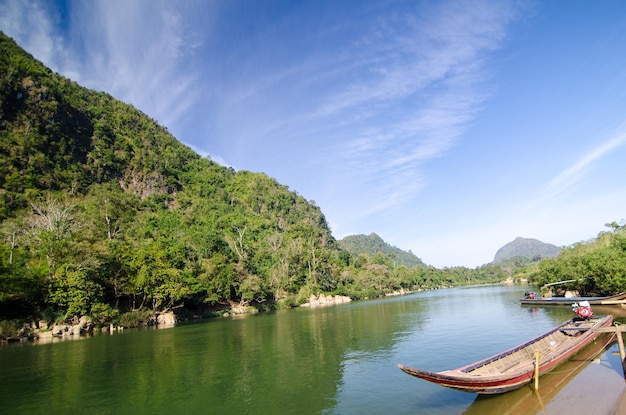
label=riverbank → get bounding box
[1,294,355,345]
[0,311,178,345]
[2,293,356,343]
[300,293,351,307]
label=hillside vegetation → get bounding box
[525,222,626,296]
[0,33,508,332]
[338,233,424,268]
[0,32,346,321]
[2,32,623,335]
[493,237,561,264]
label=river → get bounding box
[1,284,625,414]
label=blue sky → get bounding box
[2,0,626,267]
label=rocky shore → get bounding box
[1,311,178,345]
[300,293,352,307]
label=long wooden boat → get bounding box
[462,330,617,414]
[520,292,626,306]
[397,315,613,394]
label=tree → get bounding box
[26,196,81,280]
[84,182,138,241]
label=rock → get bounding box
[72,316,92,334]
[301,294,351,308]
[38,331,53,339]
[51,325,70,336]
[385,288,410,297]
[157,311,176,326]
[222,306,260,317]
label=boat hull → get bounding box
[398,315,614,394]
[520,292,626,306]
[462,332,618,415]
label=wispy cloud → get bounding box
[2,0,530,248]
[0,0,65,69]
[304,0,525,216]
[67,1,207,134]
[546,131,626,193]
[1,0,208,138]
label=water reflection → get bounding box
[1,284,624,414]
[463,334,616,415]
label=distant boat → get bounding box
[397,315,614,394]
[520,292,626,306]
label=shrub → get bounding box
[117,309,153,328]
[0,320,18,338]
[89,303,119,327]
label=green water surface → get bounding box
[1,285,623,414]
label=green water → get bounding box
[1,285,624,414]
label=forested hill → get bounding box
[338,233,424,267]
[4,32,622,329]
[0,32,201,214]
[493,237,561,264]
[0,32,340,320]
[0,33,512,329]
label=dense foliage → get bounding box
[0,33,513,330]
[338,233,425,268]
[526,222,626,296]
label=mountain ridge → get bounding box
[338,233,425,267]
[493,237,561,264]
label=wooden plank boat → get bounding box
[462,330,617,414]
[520,292,626,306]
[397,315,614,394]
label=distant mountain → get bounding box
[493,237,561,264]
[338,233,425,267]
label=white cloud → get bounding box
[0,0,62,69]
[546,131,626,193]
[1,0,208,140]
[67,1,204,133]
[305,1,525,221]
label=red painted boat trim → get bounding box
[398,315,614,394]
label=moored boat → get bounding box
[461,330,617,415]
[520,292,626,306]
[397,314,614,394]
